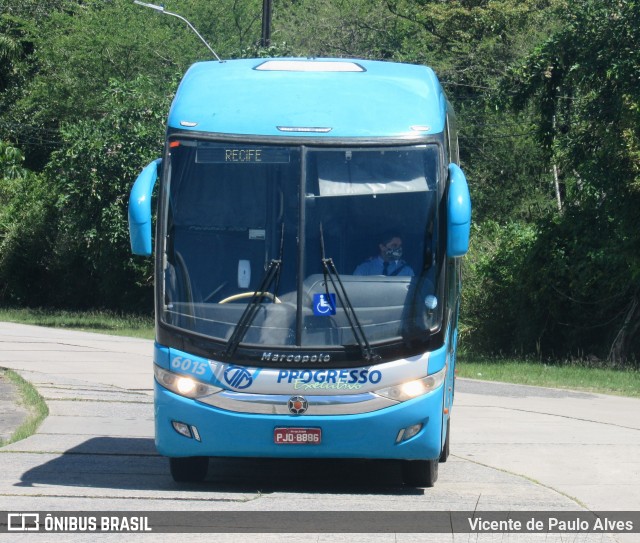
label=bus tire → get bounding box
[169,456,209,483]
[402,458,438,487]
[439,418,450,463]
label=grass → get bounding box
[0,368,49,447]
[457,356,640,398]
[0,307,154,339]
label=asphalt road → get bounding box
[0,321,639,542]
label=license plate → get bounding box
[274,427,321,445]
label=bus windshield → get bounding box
[161,140,444,355]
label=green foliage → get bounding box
[44,76,168,309]
[0,0,264,311]
[277,0,405,59]
[459,107,555,223]
[0,144,56,306]
[522,208,636,361]
[382,0,560,112]
[17,1,192,128]
[503,0,640,362]
[0,140,26,180]
[462,220,539,354]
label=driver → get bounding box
[353,231,414,277]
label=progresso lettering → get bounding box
[277,369,382,386]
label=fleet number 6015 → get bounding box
[171,357,207,376]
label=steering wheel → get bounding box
[218,291,282,304]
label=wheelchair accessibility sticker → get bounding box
[313,293,336,316]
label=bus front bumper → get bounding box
[154,382,445,461]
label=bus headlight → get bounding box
[176,376,197,395]
[374,367,446,402]
[154,364,222,399]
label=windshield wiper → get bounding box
[223,226,284,359]
[320,224,380,362]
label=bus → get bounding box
[128,57,471,487]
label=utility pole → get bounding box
[261,0,272,47]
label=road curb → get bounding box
[0,368,30,444]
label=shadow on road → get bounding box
[15,437,424,496]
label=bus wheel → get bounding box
[402,459,438,487]
[170,456,209,483]
[439,418,450,463]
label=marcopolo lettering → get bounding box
[261,352,331,363]
[277,369,382,385]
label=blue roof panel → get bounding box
[168,58,446,138]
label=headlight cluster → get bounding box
[374,366,446,402]
[154,365,222,399]
[155,363,446,404]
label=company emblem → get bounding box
[223,366,253,390]
[288,396,309,415]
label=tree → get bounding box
[0,141,56,306]
[504,0,640,363]
[0,0,265,311]
[43,77,169,310]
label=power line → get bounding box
[459,130,538,140]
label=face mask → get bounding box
[385,247,403,260]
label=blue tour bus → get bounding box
[129,58,471,487]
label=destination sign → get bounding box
[196,146,291,164]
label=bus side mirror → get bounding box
[128,158,162,256]
[447,163,471,257]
